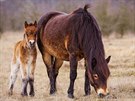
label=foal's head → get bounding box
[24,21,37,49]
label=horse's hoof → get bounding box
[84,92,90,96]
[8,90,13,96]
[68,94,74,99]
[21,92,28,96]
[50,89,56,95]
[29,92,35,97]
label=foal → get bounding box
[8,21,37,96]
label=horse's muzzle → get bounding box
[97,88,109,98]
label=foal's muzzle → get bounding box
[29,40,35,47]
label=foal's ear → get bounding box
[92,58,97,69]
[34,21,37,27]
[106,56,111,64]
[24,21,28,28]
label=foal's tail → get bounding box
[36,12,61,54]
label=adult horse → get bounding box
[36,5,111,98]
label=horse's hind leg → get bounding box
[8,62,19,95]
[84,60,91,96]
[42,52,56,95]
[53,58,63,91]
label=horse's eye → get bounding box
[29,32,33,35]
[93,74,98,80]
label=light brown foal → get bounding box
[9,21,37,96]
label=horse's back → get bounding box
[37,12,70,60]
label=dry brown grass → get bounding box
[0,32,135,101]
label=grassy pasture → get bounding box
[0,32,135,101]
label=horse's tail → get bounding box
[36,12,61,54]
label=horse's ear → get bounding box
[84,4,90,11]
[24,21,28,28]
[106,56,111,64]
[34,21,37,27]
[92,58,97,69]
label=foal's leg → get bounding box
[68,53,78,98]
[84,60,91,96]
[8,62,19,95]
[29,61,36,96]
[53,59,63,91]
[42,52,56,94]
[20,63,28,96]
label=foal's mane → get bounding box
[69,5,110,79]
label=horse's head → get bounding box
[24,21,37,49]
[88,56,111,97]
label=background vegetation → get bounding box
[0,0,135,37]
[0,0,135,100]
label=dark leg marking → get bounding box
[29,78,35,96]
[21,78,28,96]
[84,60,91,96]
[67,53,77,98]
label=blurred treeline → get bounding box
[0,0,135,37]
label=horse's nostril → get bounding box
[98,93,104,98]
[107,92,110,95]
[29,40,35,45]
[29,41,35,45]
[30,42,32,45]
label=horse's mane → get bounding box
[69,4,110,79]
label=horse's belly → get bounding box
[44,42,83,61]
[43,34,84,61]
[44,41,69,60]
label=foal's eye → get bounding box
[25,33,28,36]
[34,33,36,37]
[93,74,98,80]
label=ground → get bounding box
[0,32,135,101]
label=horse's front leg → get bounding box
[84,69,91,96]
[84,60,91,96]
[68,53,77,98]
[29,61,36,96]
[20,63,28,96]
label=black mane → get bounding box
[70,5,110,79]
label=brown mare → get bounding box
[9,21,37,96]
[36,5,111,98]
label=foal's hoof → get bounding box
[68,94,74,99]
[21,92,28,96]
[29,91,35,97]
